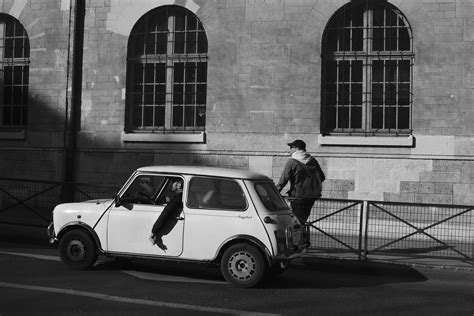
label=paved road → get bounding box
[0,241,473,316]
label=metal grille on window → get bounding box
[0,14,29,128]
[127,6,208,132]
[321,1,413,135]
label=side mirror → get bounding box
[114,195,121,207]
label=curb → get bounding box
[292,255,473,273]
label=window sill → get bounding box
[0,130,25,140]
[318,134,414,147]
[121,131,205,143]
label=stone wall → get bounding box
[0,0,69,180]
[0,0,472,206]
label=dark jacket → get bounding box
[152,192,183,235]
[276,154,325,199]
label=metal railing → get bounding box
[307,199,365,260]
[0,178,119,227]
[366,201,472,264]
[308,198,473,268]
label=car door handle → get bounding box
[175,216,184,220]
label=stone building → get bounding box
[0,0,472,205]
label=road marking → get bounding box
[0,281,281,316]
[123,270,227,285]
[0,251,60,262]
[0,251,226,285]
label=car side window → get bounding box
[121,175,165,205]
[187,176,247,211]
[255,182,288,211]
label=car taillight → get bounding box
[285,227,295,250]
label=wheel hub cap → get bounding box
[67,240,85,262]
[229,252,255,280]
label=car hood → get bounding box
[53,199,114,228]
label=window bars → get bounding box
[321,1,414,135]
[0,14,29,128]
[126,6,208,133]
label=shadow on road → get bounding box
[90,255,427,290]
[94,256,224,281]
[260,257,427,289]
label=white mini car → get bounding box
[48,166,309,287]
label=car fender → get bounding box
[57,221,104,253]
[214,234,272,265]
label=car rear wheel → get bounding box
[220,243,266,288]
[59,229,98,270]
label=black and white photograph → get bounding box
[0,0,472,315]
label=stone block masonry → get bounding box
[0,0,472,209]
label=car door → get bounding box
[106,174,184,257]
[182,176,267,260]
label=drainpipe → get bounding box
[62,0,85,202]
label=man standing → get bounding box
[276,139,325,224]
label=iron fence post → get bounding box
[360,201,369,261]
[358,201,363,260]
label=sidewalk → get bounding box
[300,253,472,273]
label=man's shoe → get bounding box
[149,234,156,245]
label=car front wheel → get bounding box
[220,243,266,288]
[59,229,98,270]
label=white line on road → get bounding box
[0,281,281,316]
[123,270,227,285]
[0,251,226,285]
[0,251,60,261]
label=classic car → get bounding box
[48,165,310,287]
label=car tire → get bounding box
[220,243,267,288]
[59,229,98,270]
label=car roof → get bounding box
[136,165,270,180]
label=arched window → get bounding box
[321,1,413,135]
[0,14,29,128]
[126,6,208,134]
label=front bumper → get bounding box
[47,222,57,244]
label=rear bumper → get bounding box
[274,241,310,260]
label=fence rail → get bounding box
[309,198,473,268]
[0,178,119,227]
[1,178,472,268]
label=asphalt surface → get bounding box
[0,244,473,315]
[0,224,473,315]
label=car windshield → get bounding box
[254,182,289,212]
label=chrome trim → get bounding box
[47,222,55,238]
[106,252,214,264]
[47,222,57,244]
